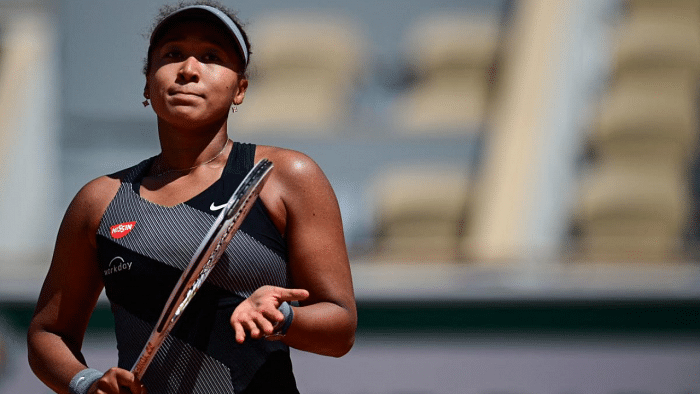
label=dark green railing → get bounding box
[2,298,699,337]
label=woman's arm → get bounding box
[231,149,357,357]
[27,176,144,393]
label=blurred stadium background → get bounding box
[1,0,700,392]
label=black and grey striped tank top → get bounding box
[95,142,299,394]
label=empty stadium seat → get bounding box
[592,74,697,167]
[612,10,700,76]
[370,165,470,261]
[625,0,700,17]
[230,13,367,137]
[392,13,500,136]
[573,162,689,261]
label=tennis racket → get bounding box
[130,158,274,379]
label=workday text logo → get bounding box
[104,256,133,276]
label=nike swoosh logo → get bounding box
[210,202,227,211]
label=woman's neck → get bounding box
[154,118,231,174]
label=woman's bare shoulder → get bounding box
[64,170,126,235]
[76,174,121,206]
[255,145,325,183]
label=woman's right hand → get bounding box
[230,285,309,343]
[88,368,147,394]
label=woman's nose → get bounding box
[177,56,200,83]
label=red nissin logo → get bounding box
[110,221,136,239]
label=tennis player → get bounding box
[27,2,357,393]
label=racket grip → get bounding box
[131,341,156,380]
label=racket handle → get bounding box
[131,341,156,380]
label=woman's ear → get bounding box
[142,84,152,107]
[233,78,248,105]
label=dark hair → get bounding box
[143,0,252,76]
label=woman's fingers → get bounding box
[92,368,147,394]
[232,320,246,343]
[261,305,285,325]
[118,372,146,394]
[232,315,273,341]
[277,288,309,303]
[231,314,262,342]
[230,286,308,342]
[253,313,276,336]
[243,318,260,339]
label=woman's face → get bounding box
[146,19,248,129]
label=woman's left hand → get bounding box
[230,285,309,343]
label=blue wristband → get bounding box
[69,368,103,394]
[277,301,294,335]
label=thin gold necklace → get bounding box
[152,139,231,178]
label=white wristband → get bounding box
[69,368,103,394]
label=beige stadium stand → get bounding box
[624,0,700,17]
[588,7,700,166]
[612,8,700,75]
[392,13,500,136]
[593,75,697,167]
[371,165,470,262]
[231,13,366,136]
[574,163,689,261]
[572,0,700,262]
